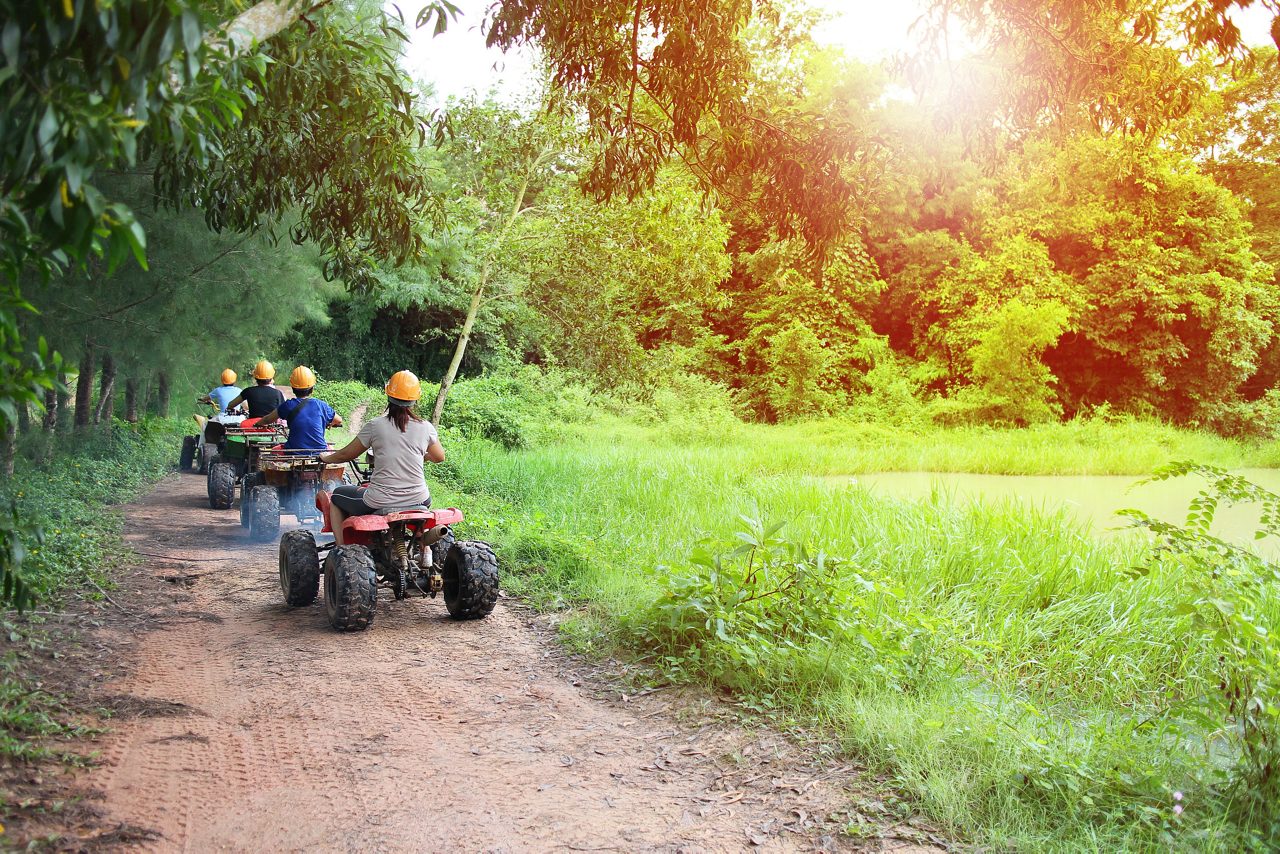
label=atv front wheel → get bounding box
[239,473,262,528]
[279,530,320,606]
[179,436,196,471]
[324,545,376,631]
[443,541,499,620]
[248,485,280,542]
[208,461,236,510]
[199,443,217,474]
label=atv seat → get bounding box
[377,504,429,514]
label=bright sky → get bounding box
[398,0,934,105]
[396,0,1276,105]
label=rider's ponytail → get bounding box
[387,398,421,433]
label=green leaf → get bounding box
[1,20,18,69]
[37,106,58,153]
[64,161,82,196]
[124,218,148,270]
[181,10,201,54]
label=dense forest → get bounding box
[4,0,1279,442]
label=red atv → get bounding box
[277,488,498,632]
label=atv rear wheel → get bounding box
[279,530,320,606]
[443,541,499,620]
[324,545,376,631]
[179,436,196,471]
[207,461,236,510]
[248,485,280,542]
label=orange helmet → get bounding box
[384,370,421,403]
[220,368,237,385]
[289,365,316,390]
[252,360,276,381]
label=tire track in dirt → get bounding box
[75,473,936,853]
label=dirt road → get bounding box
[62,473,922,853]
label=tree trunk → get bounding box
[157,371,171,418]
[55,371,70,432]
[431,279,486,426]
[430,157,540,425]
[16,400,30,434]
[1,419,14,478]
[42,385,58,432]
[74,348,95,429]
[95,352,116,425]
[125,378,139,424]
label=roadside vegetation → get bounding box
[1,423,186,604]
[407,370,1280,852]
[0,418,185,790]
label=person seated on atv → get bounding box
[319,371,445,546]
[225,360,286,418]
[257,366,343,451]
[198,369,242,413]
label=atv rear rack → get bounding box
[258,448,336,473]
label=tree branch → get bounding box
[626,0,643,129]
[225,0,307,53]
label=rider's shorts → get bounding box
[330,484,375,517]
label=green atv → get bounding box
[206,423,282,514]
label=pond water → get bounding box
[841,469,1280,556]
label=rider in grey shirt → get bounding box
[320,371,444,545]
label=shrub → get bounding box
[649,372,739,434]
[1201,389,1280,440]
[932,299,1069,427]
[441,366,602,448]
[316,379,383,423]
[1122,463,1280,831]
[745,321,839,422]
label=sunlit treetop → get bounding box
[484,0,870,257]
[917,0,1280,138]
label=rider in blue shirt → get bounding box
[199,368,242,412]
[257,365,343,451]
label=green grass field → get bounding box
[432,416,1280,852]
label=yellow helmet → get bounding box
[220,368,237,385]
[384,370,421,403]
[252,360,276,381]
[289,365,317,390]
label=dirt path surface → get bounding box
[62,473,941,852]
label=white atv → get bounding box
[179,405,246,473]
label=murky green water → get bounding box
[839,469,1280,556]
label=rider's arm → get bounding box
[320,438,367,465]
[329,414,344,428]
[227,393,246,410]
[258,408,280,427]
[426,440,445,463]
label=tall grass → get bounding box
[550,415,1280,476]
[431,419,1280,851]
